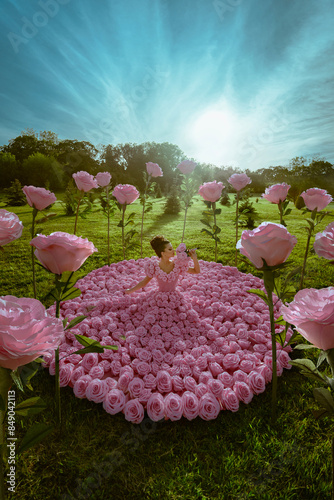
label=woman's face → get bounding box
[161,243,174,258]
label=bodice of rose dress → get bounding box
[144,256,190,292]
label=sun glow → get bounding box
[184,105,244,167]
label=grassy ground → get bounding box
[1,193,334,499]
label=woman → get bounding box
[125,235,200,295]
[45,235,292,423]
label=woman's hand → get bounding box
[188,248,197,259]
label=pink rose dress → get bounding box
[45,248,293,423]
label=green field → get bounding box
[1,194,334,499]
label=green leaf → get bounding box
[15,397,47,417]
[289,359,326,383]
[61,288,82,301]
[284,208,292,216]
[313,408,330,419]
[274,315,286,325]
[247,289,269,306]
[73,346,105,354]
[65,315,87,330]
[17,423,54,455]
[74,334,118,351]
[10,370,24,392]
[212,225,221,235]
[18,362,40,391]
[293,343,318,350]
[285,266,302,282]
[202,210,213,217]
[313,387,334,414]
[201,228,213,236]
[305,218,315,230]
[317,351,327,369]
[200,219,212,228]
[214,208,222,215]
[117,220,124,227]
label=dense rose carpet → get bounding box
[45,259,292,423]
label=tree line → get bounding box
[0,129,333,197]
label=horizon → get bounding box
[1,0,334,171]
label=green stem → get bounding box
[332,436,334,500]
[0,367,12,500]
[106,186,110,266]
[140,178,149,258]
[213,202,217,263]
[278,201,283,225]
[263,270,277,423]
[299,232,312,290]
[31,208,37,298]
[122,204,126,260]
[74,191,84,235]
[55,346,61,428]
[182,204,188,243]
[235,192,239,267]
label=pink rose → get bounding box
[72,171,98,192]
[237,222,297,268]
[164,393,183,421]
[281,287,334,350]
[301,188,332,212]
[314,222,334,260]
[123,399,145,423]
[86,379,109,403]
[146,162,163,177]
[221,388,239,412]
[0,296,64,370]
[103,389,126,414]
[198,393,221,420]
[0,210,23,246]
[59,363,74,387]
[198,181,224,202]
[30,232,97,275]
[177,160,197,174]
[182,391,199,420]
[233,381,253,404]
[128,377,145,398]
[73,375,92,398]
[95,172,111,187]
[156,370,172,393]
[81,352,99,372]
[112,184,139,205]
[22,185,57,210]
[248,371,266,394]
[147,393,165,421]
[228,173,251,192]
[262,183,290,204]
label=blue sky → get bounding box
[1,0,333,170]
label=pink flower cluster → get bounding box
[0,209,23,247]
[45,259,292,423]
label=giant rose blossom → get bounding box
[0,209,23,246]
[22,185,57,210]
[72,171,98,192]
[228,173,252,192]
[281,287,334,351]
[314,222,334,260]
[177,160,197,174]
[262,183,291,204]
[112,184,140,205]
[30,232,98,275]
[198,181,224,202]
[237,222,297,268]
[301,188,332,212]
[0,296,64,370]
[95,172,111,187]
[146,162,163,177]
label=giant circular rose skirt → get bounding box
[45,259,292,423]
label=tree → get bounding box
[0,152,17,188]
[21,153,63,190]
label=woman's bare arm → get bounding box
[124,276,152,294]
[187,249,200,274]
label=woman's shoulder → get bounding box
[143,256,158,277]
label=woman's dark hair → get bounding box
[150,235,170,258]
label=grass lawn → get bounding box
[1,193,334,499]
